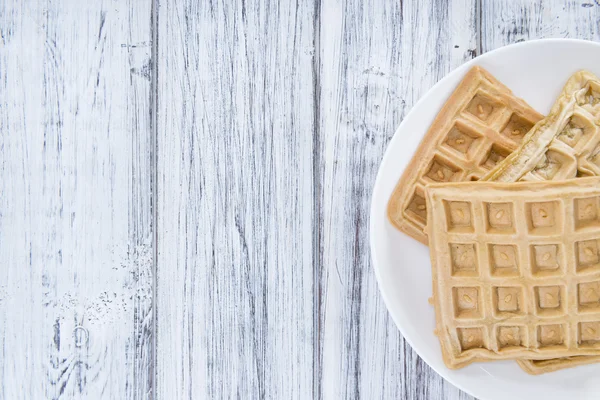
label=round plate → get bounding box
[370,39,600,400]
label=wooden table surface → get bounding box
[1,1,600,399]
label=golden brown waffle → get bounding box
[482,70,600,183]
[387,66,543,244]
[426,177,600,369]
[481,71,600,374]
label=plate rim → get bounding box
[369,38,600,399]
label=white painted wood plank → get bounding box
[318,0,477,399]
[481,0,600,50]
[155,0,316,398]
[0,1,153,398]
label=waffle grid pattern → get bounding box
[483,72,600,373]
[484,71,600,183]
[518,105,600,181]
[388,67,543,244]
[427,179,600,368]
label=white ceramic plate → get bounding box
[370,39,600,400]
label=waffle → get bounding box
[387,66,543,244]
[426,177,600,369]
[480,71,600,374]
[482,70,600,183]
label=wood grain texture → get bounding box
[481,0,600,50]
[317,1,477,399]
[3,1,600,399]
[155,0,316,398]
[0,1,153,398]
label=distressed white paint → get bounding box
[318,1,477,399]
[155,0,316,399]
[0,1,153,399]
[3,1,600,399]
[481,0,600,50]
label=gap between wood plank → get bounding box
[476,0,483,56]
[151,0,160,398]
[312,0,323,399]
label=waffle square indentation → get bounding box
[530,244,562,277]
[534,285,565,316]
[405,191,427,224]
[457,327,485,351]
[443,122,482,159]
[449,243,478,277]
[576,239,600,273]
[453,287,482,319]
[480,144,511,171]
[484,202,515,234]
[444,201,473,233]
[497,325,526,349]
[526,201,561,235]
[557,114,595,149]
[501,113,534,144]
[530,150,573,181]
[578,281,600,312]
[579,321,600,348]
[537,324,566,348]
[465,94,504,124]
[493,286,524,316]
[425,155,461,183]
[574,196,600,230]
[489,244,519,277]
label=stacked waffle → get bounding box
[388,66,600,374]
